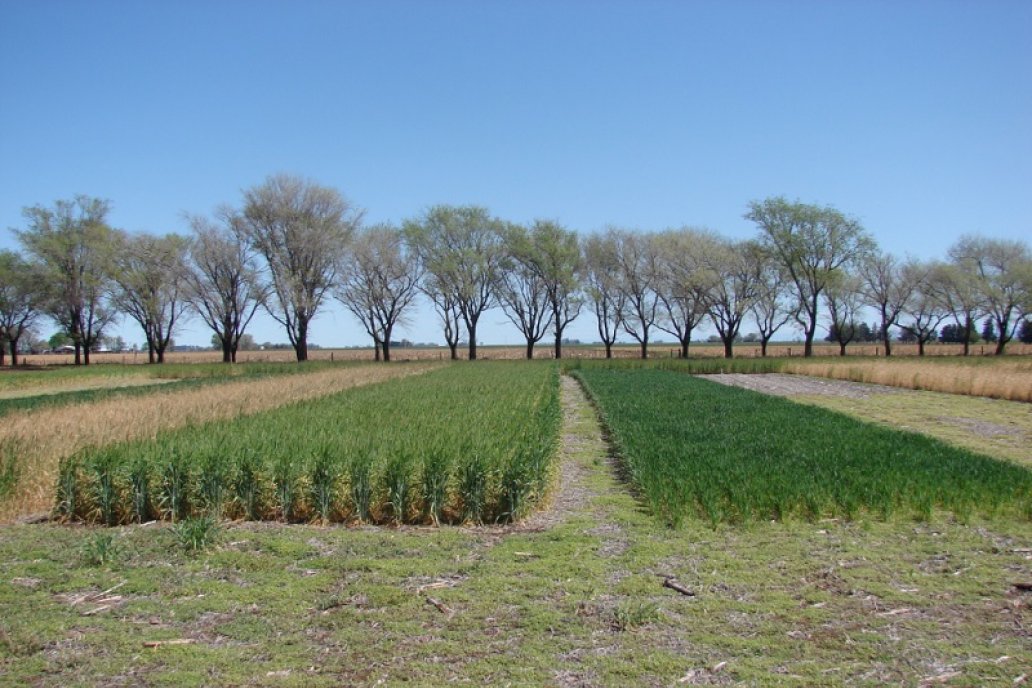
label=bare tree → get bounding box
[615,230,661,359]
[823,272,865,356]
[236,174,361,362]
[899,262,949,356]
[860,251,919,357]
[422,275,462,360]
[948,236,1032,354]
[652,228,711,359]
[111,232,191,363]
[335,223,423,362]
[0,251,45,366]
[746,197,875,356]
[583,231,625,359]
[497,224,553,359]
[186,213,267,363]
[703,239,763,359]
[16,195,118,365]
[404,205,505,361]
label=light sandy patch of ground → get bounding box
[700,372,903,399]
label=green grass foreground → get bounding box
[57,362,560,526]
[574,367,1032,526]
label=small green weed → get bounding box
[171,515,220,553]
[80,531,123,566]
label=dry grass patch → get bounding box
[0,363,436,521]
[783,358,1032,402]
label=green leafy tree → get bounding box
[16,195,118,365]
[746,197,875,357]
[404,205,505,361]
[949,236,1031,354]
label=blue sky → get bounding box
[1,0,1029,348]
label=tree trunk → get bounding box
[962,316,972,356]
[448,342,458,360]
[295,320,309,362]
[0,345,5,366]
[382,341,391,362]
[681,339,689,359]
[525,340,535,360]
[803,324,815,357]
[995,339,1007,355]
[468,321,478,361]
[222,338,233,363]
[148,342,156,364]
[9,339,18,367]
[995,318,1008,355]
[74,343,82,366]
[554,334,562,360]
[83,347,91,365]
[604,342,613,359]
[918,339,926,356]
[723,337,733,359]
[639,335,648,359]
[373,338,382,362]
[839,342,847,356]
[760,338,769,357]
[881,325,893,357]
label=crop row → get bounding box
[56,362,560,525]
[574,367,1032,525]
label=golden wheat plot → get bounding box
[0,363,437,521]
[782,359,1032,402]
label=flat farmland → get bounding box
[0,359,1030,685]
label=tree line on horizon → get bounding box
[2,173,1030,366]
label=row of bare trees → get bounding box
[3,177,1030,365]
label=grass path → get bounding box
[0,373,1030,685]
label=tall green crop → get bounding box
[575,368,1032,526]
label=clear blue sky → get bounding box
[2,0,1029,348]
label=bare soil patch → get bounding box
[701,372,903,399]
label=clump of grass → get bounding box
[0,439,23,501]
[458,453,488,524]
[575,368,1032,526]
[89,452,121,526]
[171,515,220,553]
[611,601,662,631]
[197,452,229,518]
[420,449,450,526]
[234,450,263,520]
[127,457,153,523]
[273,454,301,522]
[54,456,81,520]
[80,531,123,566]
[159,448,191,522]
[308,448,340,524]
[384,454,412,525]
[349,452,374,523]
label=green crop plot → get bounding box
[574,367,1032,526]
[57,362,560,526]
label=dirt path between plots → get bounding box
[700,372,904,399]
[518,375,603,531]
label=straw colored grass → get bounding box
[0,363,437,521]
[782,358,1032,402]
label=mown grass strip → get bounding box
[574,367,1032,526]
[58,362,561,526]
